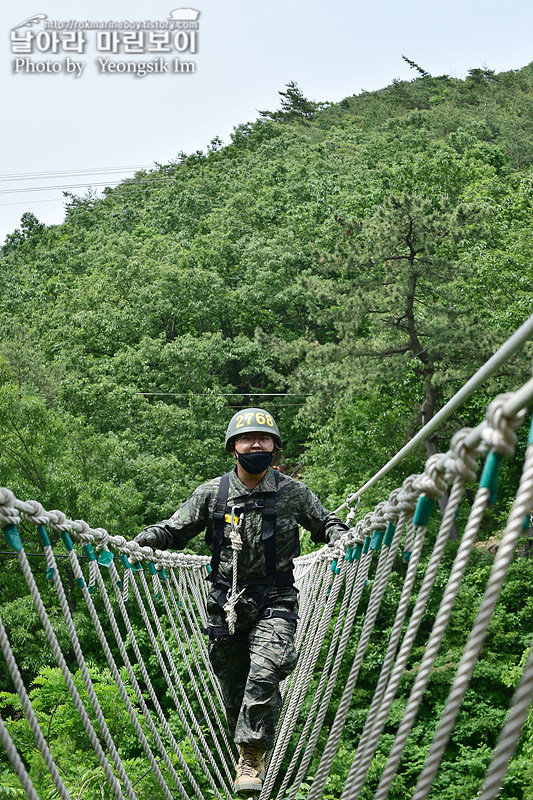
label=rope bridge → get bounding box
[1,377,533,799]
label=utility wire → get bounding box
[0,165,153,182]
[0,175,173,195]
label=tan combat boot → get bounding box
[234,744,265,795]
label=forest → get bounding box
[1,62,533,798]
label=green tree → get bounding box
[260,80,326,121]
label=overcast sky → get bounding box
[2,0,533,243]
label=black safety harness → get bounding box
[204,470,298,637]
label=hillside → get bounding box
[1,64,533,530]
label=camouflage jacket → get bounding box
[153,467,348,586]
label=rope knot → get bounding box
[480,393,528,458]
[0,487,20,528]
[360,512,375,538]
[369,502,388,532]
[47,509,70,532]
[20,499,48,527]
[91,527,110,549]
[107,534,128,551]
[228,529,243,551]
[445,428,479,484]
[344,495,361,527]
[397,475,419,513]
[344,521,365,549]
[382,488,401,523]
[71,519,93,543]
[413,454,447,499]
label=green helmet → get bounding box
[225,407,281,451]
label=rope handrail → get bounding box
[336,312,533,512]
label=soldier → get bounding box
[134,408,348,795]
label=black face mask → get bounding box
[237,451,273,474]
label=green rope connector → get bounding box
[345,546,353,562]
[45,567,55,581]
[120,554,131,570]
[148,562,157,576]
[362,536,371,555]
[479,450,502,504]
[61,531,74,552]
[330,559,340,574]
[98,550,114,568]
[383,522,396,548]
[403,551,411,563]
[454,502,462,521]
[130,561,143,572]
[528,414,533,444]
[83,544,96,594]
[370,530,384,551]
[413,496,435,527]
[522,514,531,531]
[76,577,85,589]
[3,524,23,552]
[159,568,168,581]
[83,544,96,562]
[116,580,123,590]
[206,563,212,574]
[37,525,51,548]
[353,542,363,561]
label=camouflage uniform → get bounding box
[149,466,348,750]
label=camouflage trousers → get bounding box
[207,589,299,750]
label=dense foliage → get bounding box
[1,63,533,798]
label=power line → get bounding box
[0,162,206,211]
[0,197,66,209]
[0,165,153,182]
[0,174,172,196]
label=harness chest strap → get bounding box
[209,470,289,587]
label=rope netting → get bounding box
[1,380,533,800]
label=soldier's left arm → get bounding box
[296,486,349,546]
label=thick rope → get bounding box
[281,495,403,800]
[6,538,132,800]
[278,546,362,800]
[152,566,236,780]
[131,563,231,798]
[411,403,531,800]
[0,613,71,800]
[223,509,245,635]
[477,639,533,800]
[262,554,349,798]
[367,429,480,800]
[307,479,423,800]
[0,713,42,800]
[162,567,235,760]
[342,434,479,800]
[70,543,197,800]
[103,559,209,799]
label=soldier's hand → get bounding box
[134,526,168,549]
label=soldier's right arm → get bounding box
[134,482,214,551]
